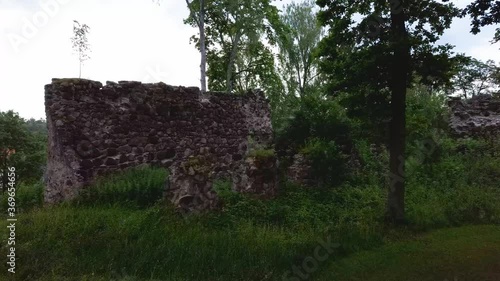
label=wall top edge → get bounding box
[46,78,266,98]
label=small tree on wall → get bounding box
[70,20,91,78]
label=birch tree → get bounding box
[186,0,207,93]
[277,0,323,98]
[70,20,91,79]
[185,0,283,93]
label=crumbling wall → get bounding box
[44,78,276,206]
[449,94,500,137]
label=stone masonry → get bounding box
[44,78,277,208]
[448,94,500,137]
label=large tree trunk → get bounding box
[199,0,207,93]
[386,0,410,225]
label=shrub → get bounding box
[405,134,500,229]
[0,181,44,212]
[73,166,168,208]
[351,139,388,187]
[405,85,449,143]
[0,110,47,188]
[405,84,450,164]
[275,95,352,153]
[444,185,500,225]
[300,138,349,187]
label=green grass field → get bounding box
[1,166,499,281]
[317,225,500,281]
[1,205,498,281]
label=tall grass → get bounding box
[0,181,44,212]
[8,204,321,281]
[72,166,167,208]
[0,137,499,280]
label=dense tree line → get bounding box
[179,0,500,224]
[0,111,47,191]
[3,0,499,224]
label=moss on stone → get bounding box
[181,155,213,176]
[247,148,275,160]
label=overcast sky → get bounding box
[1,0,499,119]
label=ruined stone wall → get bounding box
[448,94,500,137]
[44,78,275,204]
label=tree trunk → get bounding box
[386,0,410,225]
[199,0,207,93]
[227,31,242,93]
[185,0,207,93]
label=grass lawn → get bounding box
[316,225,500,281]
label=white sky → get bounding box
[0,0,499,119]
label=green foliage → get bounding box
[24,118,48,136]
[275,94,353,187]
[276,94,351,151]
[214,179,385,232]
[316,0,460,89]
[73,166,168,208]
[404,84,449,165]
[463,0,500,43]
[15,182,44,211]
[319,225,500,281]
[0,110,30,159]
[184,0,284,94]
[300,138,348,186]
[1,1,499,279]
[315,0,460,142]
[406,84,448,141]
[277,0,323,98]
[247,148,275,159]
[1,135,499,280]
[449,56,500,98]
[351,139,388,187]
[180,155,213,176]
[0,111,47,190]
[0,181,44,212]
[405,183,500,230]
[413,137,500,188]
[5,181,322,280]
[8,133,47,185]
[445,185,500,225]
[403,135,500,229]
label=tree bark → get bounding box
[199,0,207,93]
[227,30,242,93]
[386,0,410,225]
[186,0,207,93]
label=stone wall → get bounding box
[44,78,276,206]
[449,94,500,137]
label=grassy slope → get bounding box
[2,204,499,281]
[1,163,498,281]
[0,204,318,281]
[317,225,500,281]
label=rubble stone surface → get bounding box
[45,78,277,209]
